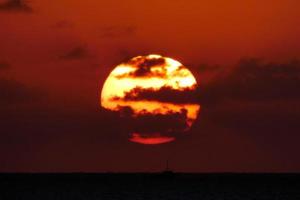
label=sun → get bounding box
[101,54,200,145]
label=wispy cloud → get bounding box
[53,20,74,29]
[0,62,10,70]
[100,26,137,38]
[112,86,198,104]
[59,46,89,60]
[200,58,300,105]
[0,0,32,13]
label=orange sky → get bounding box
[1,0,300,172]
[1,0,300,105]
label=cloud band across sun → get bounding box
[101,55,200,145]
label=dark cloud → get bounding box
[196,59,300,160]
[59,46,89,60]
[114,106,189,136]
[100,26,137,38]
[0,78,41,105]
[197,64,222,72]
[125,56,166,68]
[200,58,300,105]
[116,57,167,78]
[137,57,166,68]
[131,65,154,77]
[112,86,198,104]
[116,48,153,63]
[0,62,10,70]
[0,0,32,13]
[53,20,74,29]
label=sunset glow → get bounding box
[129,133,175,145]
[101,55,200,145]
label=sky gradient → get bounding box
[0,0,300,172]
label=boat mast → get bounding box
[166,160,169,171]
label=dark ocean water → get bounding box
[0,173,300,200]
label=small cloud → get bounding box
[198,64,221,72]
[115,57,167,78]
[100,26,137,38]
[53,20,74,29]
[0,0,33,13]
[112,86,199,104]
[0,62,10,70]
[59,46,89,60]
[115,48,151,64]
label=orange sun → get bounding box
[101,54,200,145]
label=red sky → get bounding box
[0,0,300,172]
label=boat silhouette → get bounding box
[161,160,175,176]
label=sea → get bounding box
[0,173,299,199]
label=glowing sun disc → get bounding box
[101,54,200,145]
